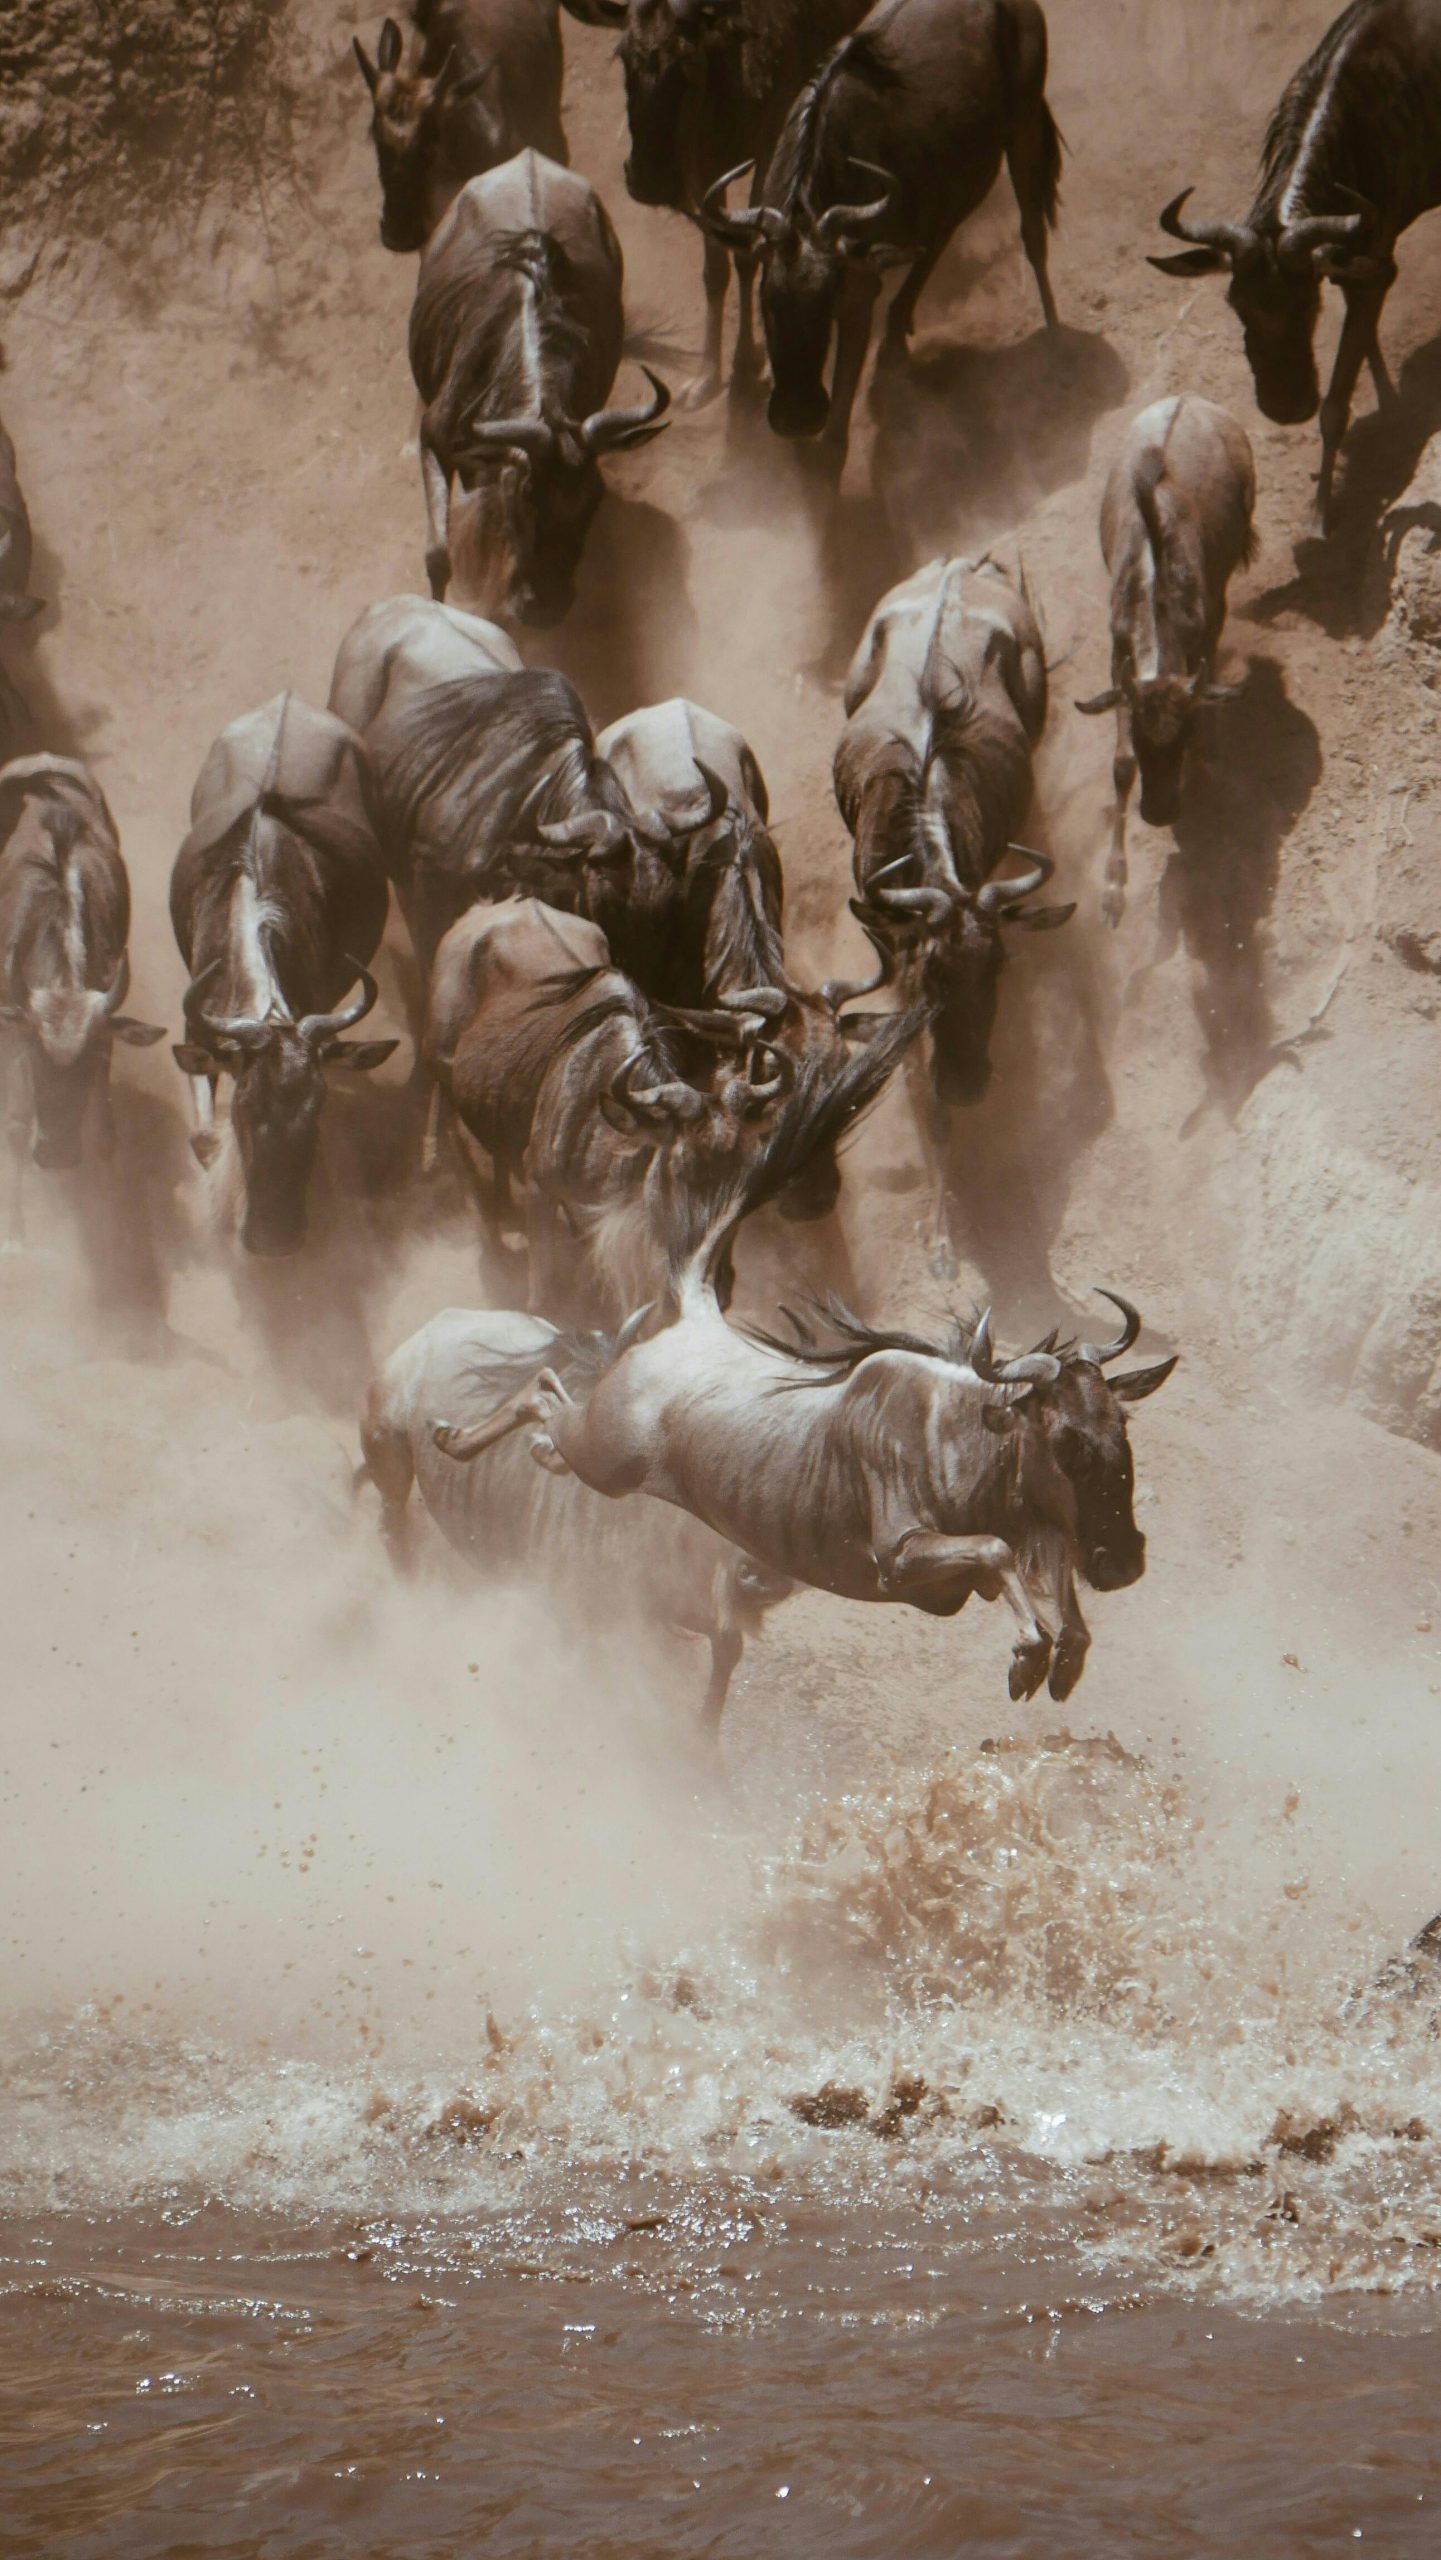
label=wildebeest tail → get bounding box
[1036,99,1063,230]
[672,1005,928,1308]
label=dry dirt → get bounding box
[5,0,1441,1992]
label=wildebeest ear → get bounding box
[1013,903,1077,935]
[172,1041,214,1077]
[324,1037,399,1070]
[378,16,403,72]
[981,1399,1023,1435]
[1112,1353,1178,1403]
[111,1017,167,1046]
[353,33,379,89]
[1147,248,1227,277]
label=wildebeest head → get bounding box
[607,0,733,210]
[854,834,1074,1109]
[515,786,680,982]
[1076,666,1244,828]
[1148,188,1389,427]
[459,370,671,624]
[701,159,909,439]
[971,1294,1177,1592]
[1,952,164,1170]
[173,961,397,1256]
[353,16,504,252]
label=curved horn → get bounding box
[182,957,271,1054]
[612,1045,706,1125]
[1277,209,1369,271]
[299,960,378,1048]
[577,367,672,457]
[816,162,899,249]
[821,914,896,1011]
[719,985,789,1021]
[1077,1287,1143,1367]
[744,1039,791,1102]
[686,759,733,830]
[535,809,627,859]
[699,161,787,248]
[460,415,557,464]
[977,844,1055,915]
[969,1307,1063,1388]
[873,881,957,927]
[100,950,131,1016]
[1157,187,1254,263]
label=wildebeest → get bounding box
[410,149,670,623]
[701,0,1061,464]
[359,1306,793,1731]
[354,0,568,251]
[435,1053,1177,1708]
[1076,398,1256,926]
[0,422,42,757]
[428,893,842,1319]
[1148,0,1441,531]
[560,0,868,406]
[0,757,164,1233]
[598,694,897,1218]
[169,692,398,1258]
[835,555,1072,1109]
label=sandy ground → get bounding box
[5,0,1441,2035]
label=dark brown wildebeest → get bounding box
[597,694,898,1218]
[409,149,669,623]
[169,692,398,1258]
[701,0,1061,466]
[834,555,1072,1110]
[435,1053,1177,1710]
[354,0,568,251]
[427,892,878,1320]
[1075,398,1256,927]
[1148,0,1441,531]
[559,0,868,406]
[359,1306,793,1732]
[0,757,164,1237]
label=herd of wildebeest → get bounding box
[0,0,1433,1731]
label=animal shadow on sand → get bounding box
[1147,655,1322,1121]
[536,493,699,726]
[867,323,1129,563]
[1250,327,1441,641]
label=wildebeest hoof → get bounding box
[1048,1632,1090,1702]
[425,547,452,601]
[528,1430,568,1474]
[1009,1635,1052,1702]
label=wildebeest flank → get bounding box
[360,1304,793,1731]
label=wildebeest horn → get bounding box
[686,759,733,829]
[100,951,131,1015]
[1276,208,1370,271]
[461,415,557,463]
[299,961,378,1048]
[699,162,788,248]
[822,913,896,1011]
[1077,1288,1143,1366]
[1152,188,1254,265]
[535,809,628,860]
[969,1308,1062,1388]
[977,845,1054,915]
[183,957,271,1055]
[719,985,790,1021]
[1075,687,1123,714]
[612,1045,707,1125]
[577,368,672,457]
[816,162,899,248]
[744,1040,791,1101]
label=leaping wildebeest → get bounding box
[354,0,568,251]
[701,0,1062,466]
[560,0,868,407]
[359,1306,793,1732]
[169,692,398,1258]
[434,1052,1177,1708]
[0,757,164,1237]
[1075,398,1256,926]
[409,149,670,622]
[834,555,1073,1110]
[1148,0,1441,531]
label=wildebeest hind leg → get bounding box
[1103,704,1135,928]
[882,243,944,355]
[875,1526,1052,1700]
[1007,121,1061,330]
[821,270,882,470]
[680,234,730,411]
[1315,280,1392,534]
[732,249,761,381]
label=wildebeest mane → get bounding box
[691,822,786,994]
[745,1289,969,1382]
[385,667,606,862]
[771,28,902,214]
[1255,0,1434,222]
[1258,0,1373,194]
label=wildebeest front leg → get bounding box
[680,232,731,410]
[1315,277,1394,535]
[733,249,761,380]
[433,1364,575,1463]
[1046,1563,1091,1702]
[882,241,944,356]
[821,268,882,471]
[1103,698,1135,928]
[420,422,453,599]
[875,1525,1052,1700]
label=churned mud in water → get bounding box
[8,0,1441,2546]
